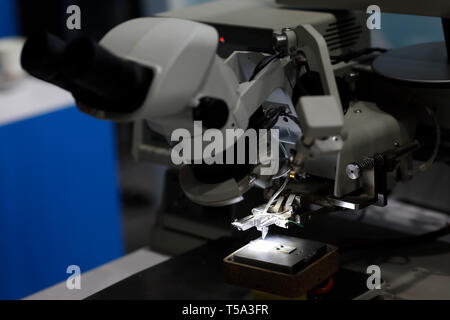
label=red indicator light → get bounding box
[219,37,225,44]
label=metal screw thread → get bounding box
[356,158,374,170]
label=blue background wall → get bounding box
[0,107,124,300]
[0,0,17,37]
[0,0,123,299]
[374,13,444,48]
[0,0,446,300]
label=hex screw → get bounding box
[346,158,375,180]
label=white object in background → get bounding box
[25,248,169,300]
[0,37,26,88]
[0,77,74,127]
[167,0,216,10]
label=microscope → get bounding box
[20,0,450,299]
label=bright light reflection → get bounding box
[248,240,277,253]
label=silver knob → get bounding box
[346,163,361,180]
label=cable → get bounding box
[338,224,450,253]
[330,47,387,64]
[271,167,291,180]
[288,220,304,228]
[414,107,440,174]
[279,142,289,159]
[262,176,290,215]
[271,143,291,180]
[310,277,334,295]
[249,52,282,81]
[280,112,300,125]
[251,106,284,130]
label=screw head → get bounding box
[346,164,361,180]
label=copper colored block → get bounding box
[224,242,339,298]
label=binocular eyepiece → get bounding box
[21,32,153,114]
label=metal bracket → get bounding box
[292,24,343,112]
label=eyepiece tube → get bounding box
[20,32,72,90]
[62,37,153,113]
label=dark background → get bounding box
[15,0,169,253]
